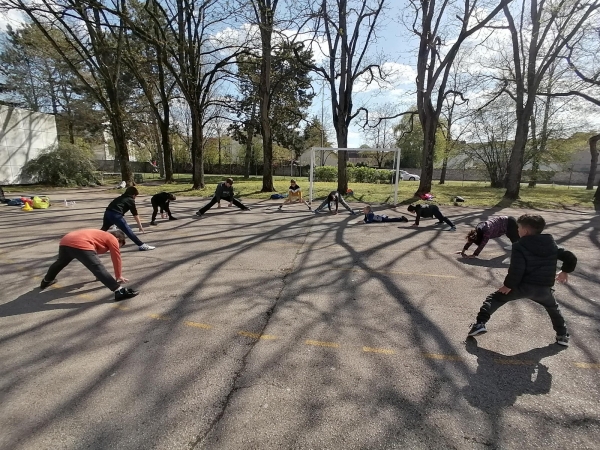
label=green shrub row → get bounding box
[314,166,394,183]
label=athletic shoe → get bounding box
[350,211,357,215]
[468,322,487,337]
[450,226,456,231]
[433,221,444,226]
[139,244,155,251]
[243,207,252,211]
[169,217,178,220]
[556,334,570,347]
[114,287,139,302]
[401,216,409,223]
[195,211,204,217]
[149,222,157,226]
[40,279,57,290]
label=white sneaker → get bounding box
[139,244,156,251]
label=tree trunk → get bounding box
[110,117,133,185]
[439,156,448,184]
[190,107,204,189]
[336,126,348,193]
[416,112,437,196]
[159,121,174,182]
[259,14,274,192]
[587,133,599,190]
[244,125,254,179]
[504,120,529,199]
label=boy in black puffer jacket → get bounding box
[468,214,577,347]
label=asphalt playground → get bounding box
[1,188,599,449]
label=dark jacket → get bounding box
[412,204,438,225]
[151,192,173,206]
[106,194,138,216]
[503,234,577,289]
[214,182,234,201]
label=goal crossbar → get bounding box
[309,147,402,205]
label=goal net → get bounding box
[308,147,402,205]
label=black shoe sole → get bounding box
[114,291,139,302]
[40,279,57,291]
[468,329,487,337]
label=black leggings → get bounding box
[197,195,247,215]
[430,205,454,227]
[44,246,120,291]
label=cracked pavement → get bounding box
[1,188,599,449]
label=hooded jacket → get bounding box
[503,234,577,289]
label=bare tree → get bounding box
[405,0,513,196]
[301,0,386,193]
[501,0,600,200]
[4,0,136,184]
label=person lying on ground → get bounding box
[358,205,409,223]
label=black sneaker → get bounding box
[114,288,139,302]
[169,217,178,220]
[243,207,251,211]
[433,221,444,226]
[195,211,204,217]
[401,216,409,223]
[149,222,157,226]
[468,322,487,337]
[556,334,570,347]
[40,279,57,290]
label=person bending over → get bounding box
[458,215,519,258]
[278,179,311,210]
[360,205,408,223]
[407,203,455,231]
[150,192,177,225]
[196,178,250,217]
[467,214,576,347]
[313,191,355,215]
[101,186,155,251]
[40,229,139,301]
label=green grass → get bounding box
[4,174,597,210]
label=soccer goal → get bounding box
[308,147,402,205]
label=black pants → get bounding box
[430,205,454,227]
[506,216,519,243]
[151,199,173,223]
[380,216,408,223]
[476,284,567,336]
[198,195,247,215]
[44,246,120,291]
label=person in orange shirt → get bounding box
[40,229,139,301]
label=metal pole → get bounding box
[394,148,401,205]
[310,147,315,205]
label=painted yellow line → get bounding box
[574,362,600,369]
[238,331,277,340]
[185,321,213,330]
[363,346,395,355]
[423,353,463,361]
[148,313,170,321]
[305,339,339,348]
[494,359,535,366]
[333,267,457,279]
[111,305,130,311]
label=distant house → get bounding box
[0,105,58,184]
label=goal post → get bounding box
[309,147,402,205]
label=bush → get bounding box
[315,166,338,182]
[21,142,99,186]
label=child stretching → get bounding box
[360,205,408,223]
[101,186,155,251]
[278,180,311,210]
[467,214,577,347]
[407,203,455,230]
[40,229,139,301]
[458,216,519,258]
[313,191,355,215]
[150,192,177,225]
